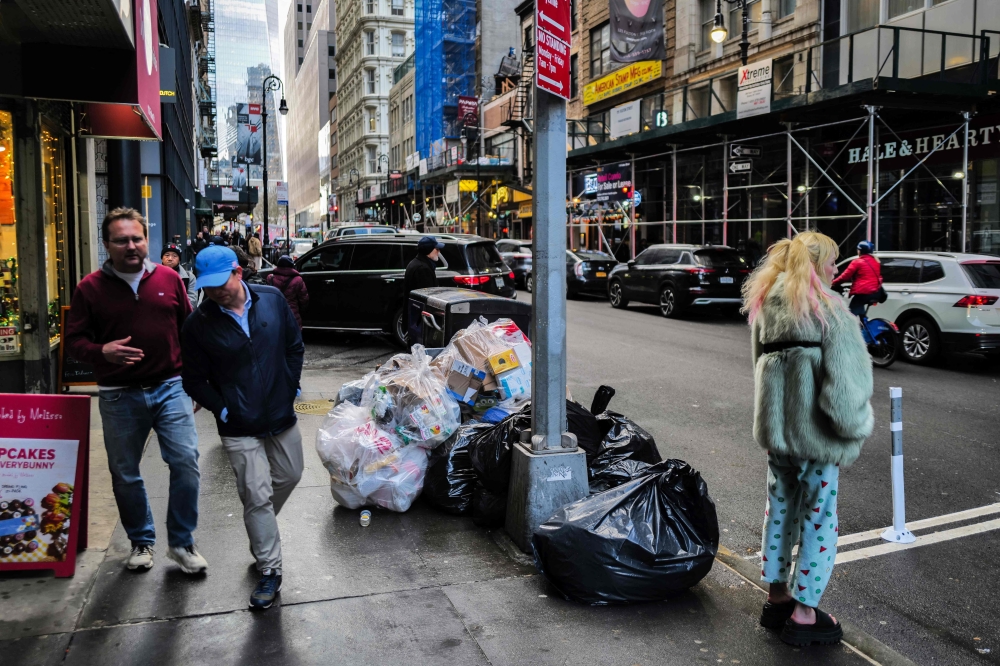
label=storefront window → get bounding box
[41,125,68,344]
[0,111,19,355]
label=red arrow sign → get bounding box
[536,0,571,45]
[535,0,571,101]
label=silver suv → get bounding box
[837,252,1000,363]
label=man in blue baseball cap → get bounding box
[181,245,305,610]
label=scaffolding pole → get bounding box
[630,155,637,259]
[671,145,678,243]
[865,105,877,241]
[785,124,793,238]
[961,111,970,252]
[723,136,729,246]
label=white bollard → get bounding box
[881,387,916,544]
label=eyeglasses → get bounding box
[108,236,147,247]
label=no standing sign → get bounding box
[536,0,572,100]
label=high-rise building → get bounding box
[335,0,414,223]
[215,0,284,222]
[283,0,337,232]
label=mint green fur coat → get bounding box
[751,274,874,466]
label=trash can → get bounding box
[409,287,531,347]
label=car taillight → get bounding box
[954,295,998,307]
[739,269,752,274]
[685,267,716,274]
[508,272,515,280]
[512,253,531,259]
[574,262,585,278]
[453,275,491,286]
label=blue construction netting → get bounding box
[414,0,477,159]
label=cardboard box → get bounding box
[488,349,520,375]
[446,359,487,405]
[497,365,530,400]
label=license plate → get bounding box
[496,276,505,288]
[596,271,607,278]
[720,276,734,284]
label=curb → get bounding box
[716,545,920,666]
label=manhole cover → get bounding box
[294,399,334,415]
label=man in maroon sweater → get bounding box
[65,207,208,575]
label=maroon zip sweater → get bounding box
[64,259,192,387]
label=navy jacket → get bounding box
[181,284,305,438]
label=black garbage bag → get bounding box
[532,459,719,605]
[423,422,494,515]
[590,385,617,415]
[592,411,662,467]
[566,400,605,458]
[468,408,531,494]
[471,482,507,528]
[588,458,651,495]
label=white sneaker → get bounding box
[166,545,208,574]
[127,545,154,570]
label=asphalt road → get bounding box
[303,290,1000,666]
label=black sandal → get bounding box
[759,599,796,630]
[780,608,843,646]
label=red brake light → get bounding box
[508,272,515,280]
[954,295,998,307]
[685,267,715,274]
[453,275,491,286]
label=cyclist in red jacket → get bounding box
[832,240,882,317]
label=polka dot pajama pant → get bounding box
[760,452,840,608]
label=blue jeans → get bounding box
[98,378,200,549]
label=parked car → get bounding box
[524,249,618,298]
[271,237,316,261]
[323,224,398,241]
[834,252,1000,364]
[258,234,516,345]
[607,244,751,317]
[496,239,532,287]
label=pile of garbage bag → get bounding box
[315,345,461,511]
[423,422,493,515]
[531,459,719,605]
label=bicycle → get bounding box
[858,303,899,368]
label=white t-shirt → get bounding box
[112,267,145,294]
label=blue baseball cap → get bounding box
[194,245,240,288]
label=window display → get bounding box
[0,111,19,355]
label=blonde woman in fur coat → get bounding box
[742,231,874,647]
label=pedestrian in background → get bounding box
[248,233,263,272]
[832,240,883,317]
[404,236,443,339]
[181,246,305,610]
[266,255,309,329]
[161,243,198,310]
[65,207,207,575]
[741,231,873,647]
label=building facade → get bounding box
[335,0,414,223]
[284,0,337,234]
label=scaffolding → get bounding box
[414,0,477,158]
[196,0,218,183]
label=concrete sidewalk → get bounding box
[0,368,903,666]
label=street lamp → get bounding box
[460,111,486,236]
[347,168,360,223]
[709,0,752,65]
[261,74,288,251]
[375,154,390,223]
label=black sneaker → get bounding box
[249,570,282,610]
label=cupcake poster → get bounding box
[610,0,666,63]
[0,439,80,563]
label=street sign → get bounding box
[536,0,571,45]
[535,0,571,100]
[729,159,753,174]
[412,213,422,222]
[276,181,288,206]
[730,144,762,158]
[633,191,642,207]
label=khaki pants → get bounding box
[221,424,303,571]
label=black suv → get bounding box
[496,239,532,288]
[607,244,751,317]
[262,234,515,344]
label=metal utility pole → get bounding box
[865,105,876,242]
[961,111,970,252]
[506,0,588,553]
[261,75,288,248]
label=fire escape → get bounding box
[499,35,535,185]
[195,0,218,183]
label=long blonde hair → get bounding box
[741,231,841,326]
